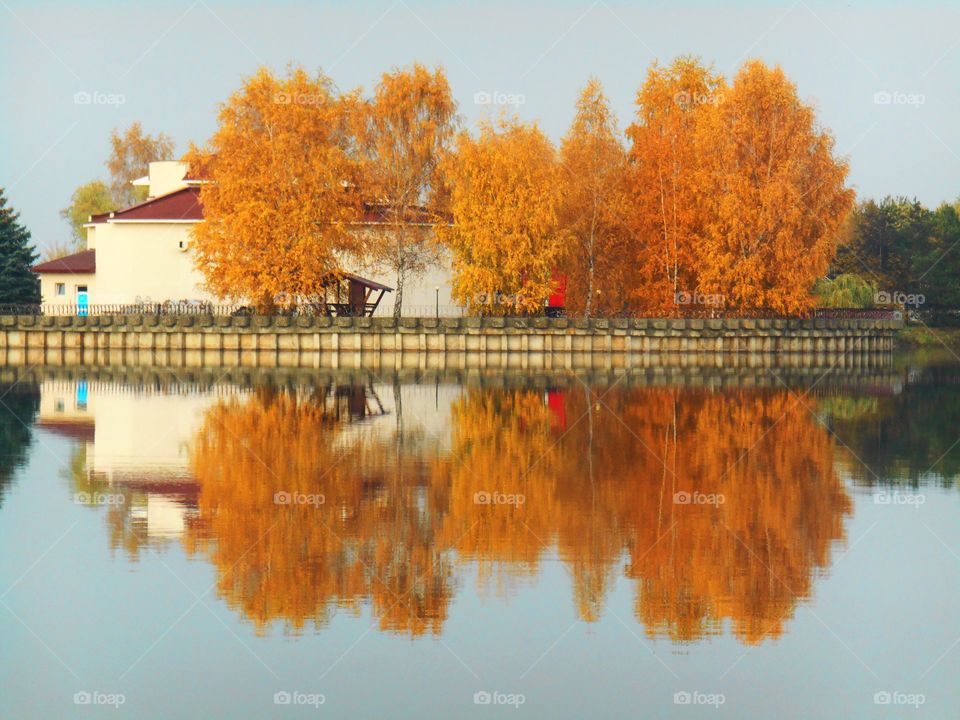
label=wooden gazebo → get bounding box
[320,272,393,317]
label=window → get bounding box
[76,285,88,294]
[55,283,65,296]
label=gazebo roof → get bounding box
[324,272,393,292]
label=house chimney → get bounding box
[142,161,189,198]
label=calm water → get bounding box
[1,357,959,718]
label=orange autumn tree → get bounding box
[439,118,569,315]
[694,60,855,314]
[559,78,631,317]
[186,67,366,307]
[627,57,726,313]
[359,64,458,317]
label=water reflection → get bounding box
[823,361,960,487]
[441,387,851,644]
[26,363,957,647]
[0,382,39,507]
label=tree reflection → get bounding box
[187,385,453,637]
[186,382,851,643]
[0,382,40,507]
[823,362,960,486]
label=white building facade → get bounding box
[33,161,460,315]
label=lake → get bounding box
[1,355,958,718]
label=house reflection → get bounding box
[39,378,408,559]
[37,379,230,556]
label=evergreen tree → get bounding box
[0,189,40,304]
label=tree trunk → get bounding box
[585,239,595,318]
[585,205,598,318]
[392,224,405,319]
[393,269,405,318]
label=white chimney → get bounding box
[137,161,189,199]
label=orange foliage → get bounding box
[439,118,570,315]
[558,78,632,317]
[359,64,457,317]
[186,67,366,305]
[626,58,727,313]
[183,59,852,318]
[693,61,855,313]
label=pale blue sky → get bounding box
[2,0,959,255]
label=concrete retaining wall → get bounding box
[0,314,900,368]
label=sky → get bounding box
[2,0,959,255]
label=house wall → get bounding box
[85,220,458,312]
[365,253,458,316]
[84,389,226,480]
[38,272,96,307]
[93,221,217,305]
[345,231,458,316]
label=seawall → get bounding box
[0,314,901,369]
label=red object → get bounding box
[546,389,567,433]
[35,420,95,442]
[89,187,204,223]
[547,271,567,309]
[32,249,96,274]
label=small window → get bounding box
[76,285,88,293]
[55,399,65,412]
[55,283,65,296]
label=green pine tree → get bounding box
[0,188,40,304]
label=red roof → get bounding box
[87,187,444,227]
[36,420,96,442]
[32,249,96,274]
[90,187,203,224]
[323,271,393,292]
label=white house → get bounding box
[33,161,458,315]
